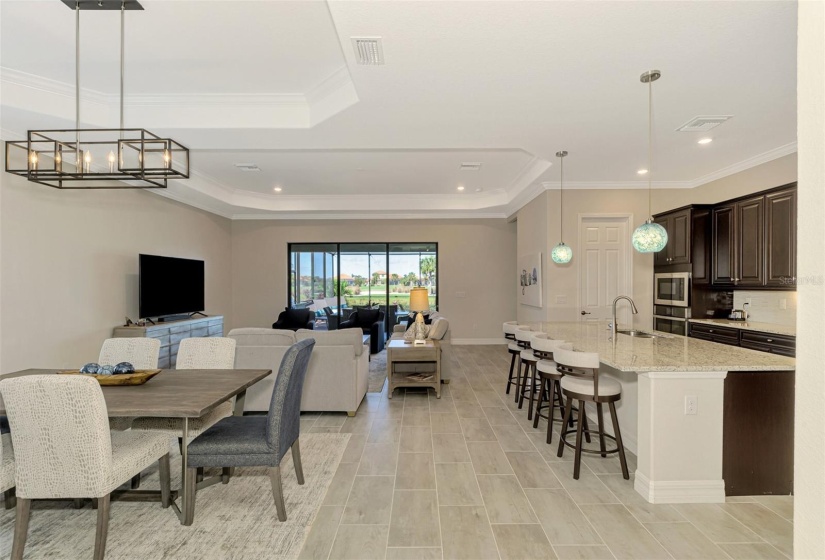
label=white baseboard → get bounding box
[452,338,508,345]
[634,471,726,504]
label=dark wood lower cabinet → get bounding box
[723,371,794,496]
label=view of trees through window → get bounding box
[288,243,438,327]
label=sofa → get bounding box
[229,327,369,415]
[272,308,315,331]
[340,309,385,354]
[391,314,453,382]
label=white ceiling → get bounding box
[0,0,798,219]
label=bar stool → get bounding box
[531,338,577,443]
[517,331,543,419]
[510,326,533,402]
[554,348,629,480]
[503,322,522,396]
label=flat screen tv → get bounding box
[139,254,205,319]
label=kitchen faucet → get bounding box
[612,295,639,339]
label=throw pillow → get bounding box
[357,309,380,327]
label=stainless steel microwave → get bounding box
[654,272,691,307]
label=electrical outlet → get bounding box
[556,295,568,305]
[455,291,466,298]
[685,395,698,415]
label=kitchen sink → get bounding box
[617,330,658,338]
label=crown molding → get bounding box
[685,141,797,188]
[230,210,509,220]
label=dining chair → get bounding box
[99,337,162,433]
[0,375,171,560]
[184,338,315,523]
[131,337,237,438]
[1,427,14,510]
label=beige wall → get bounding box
[230,219,516,341]
[795,2,825,556]
[517,188,655,327]
[0,172,233,373]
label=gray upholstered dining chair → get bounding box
[0,375,171,560]
[184,338,315,523]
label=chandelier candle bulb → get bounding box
[28,151,38,171]
[107,150,116,172]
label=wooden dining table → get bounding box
[0,368,271,526]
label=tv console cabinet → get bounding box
[112,315,224,369]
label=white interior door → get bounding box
[578,216,632,326]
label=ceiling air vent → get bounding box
[234,163,260,172]
[459,162,482,171]
[351,37,384,65]
[676,115,733,132]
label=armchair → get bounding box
[340,309,385,353]
[272,308,315,331]
[323,307,340,330]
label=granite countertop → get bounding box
[688,318,796,337]
[523,321,795,373]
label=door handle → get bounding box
[580,311,591,316]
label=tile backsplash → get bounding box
[733,291,797,326]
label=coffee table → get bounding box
[387,339,441,398]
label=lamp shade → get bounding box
[631,220,668,253]
[409,287,430,313]
[551,242,573,264]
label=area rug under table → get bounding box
[0,432,349,560]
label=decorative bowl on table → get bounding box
[59,362,161,386]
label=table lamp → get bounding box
[408,287,430,345]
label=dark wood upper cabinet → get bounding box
[712,203,737,285]
[691,207,712,285]
[653,207,692,266]
[706,184,796,290]
[736,195,765,287]
[765,187,797,287]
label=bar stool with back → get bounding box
[554,348,629,480]
[503,322,523,397]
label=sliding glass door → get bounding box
[287,242,438,336]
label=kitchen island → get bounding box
[524,321,795,504]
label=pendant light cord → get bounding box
[120,1,125,130]
[75,2,80,155]
[647,71,653,219]
[559,154,564,243]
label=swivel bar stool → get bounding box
[517,330,543,419]
[531,338,580,444]
[510,326,533,402]
[503,322,522,396]
[554,348,629,480]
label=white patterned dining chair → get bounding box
[99,337,162,432]
[0,375,171,560]
[131,337,237,438]
[1,429,14,510]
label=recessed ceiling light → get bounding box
[697,137,713,145]
[273,187,282,192]
[637,169,648,175]
[457,186,465,191]
[475,187,483,192]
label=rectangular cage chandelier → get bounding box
[4,0,189,189]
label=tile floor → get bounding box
[298,345,793,560]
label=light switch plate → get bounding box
[556,295,568,305]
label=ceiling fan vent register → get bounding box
[351,37,385,65]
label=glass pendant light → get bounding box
[631,70,668,253]
[551,150,573,264]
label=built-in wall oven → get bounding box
[653,305,691,336]
[654,272,691,307]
